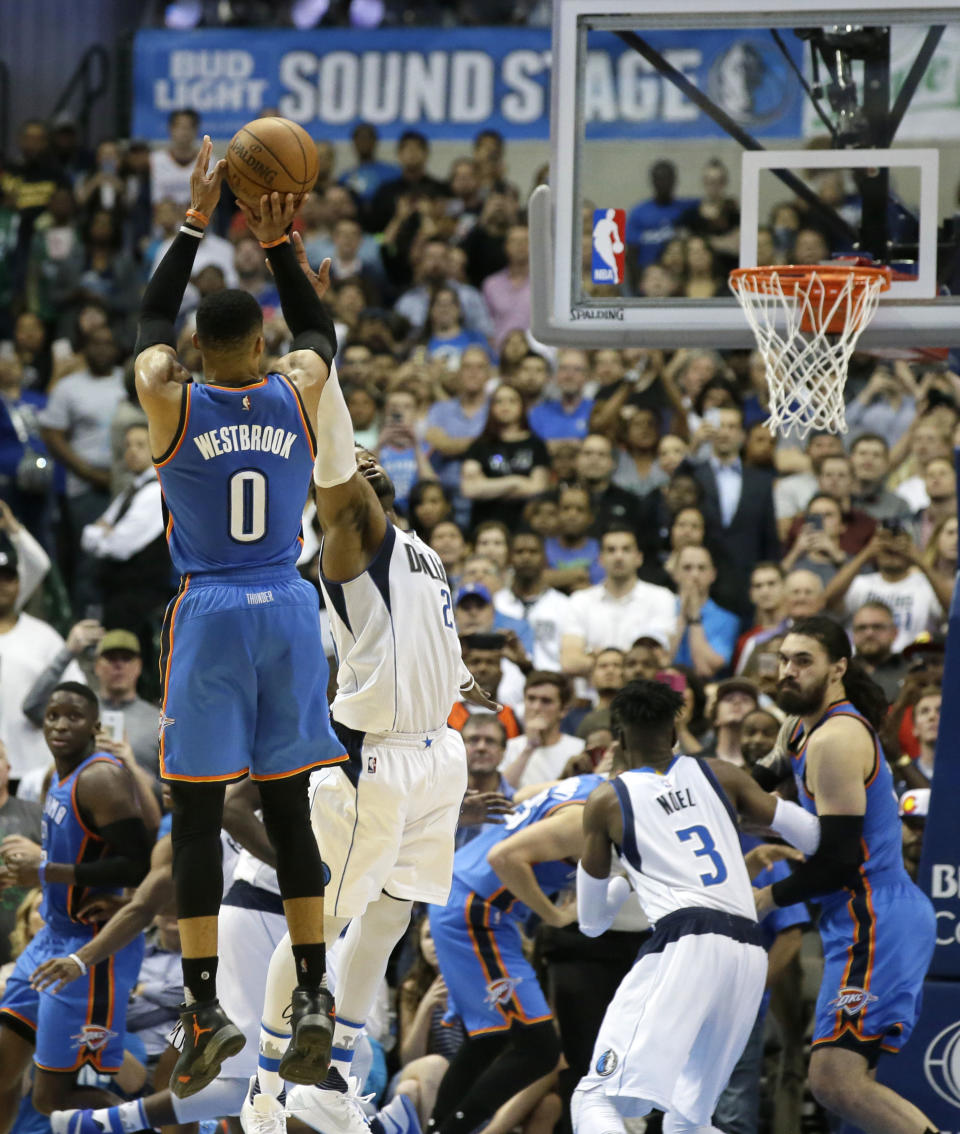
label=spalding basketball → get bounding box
[226,117,320,210]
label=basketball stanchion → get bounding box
[729,264,892,438]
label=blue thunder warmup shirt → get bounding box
[153,374,344,781]
[790,700,935,1061]
[0,753,144,1073]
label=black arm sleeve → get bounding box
[264,239,337,365]
[73,817,153,888]
[134,226,203,355]
[770,814,864,907]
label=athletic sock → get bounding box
[292,941,326,990]
[324,1015,364,1084]
[257,1021,290,1098]
[84,1100,149,1134]
[182,955,218,1004]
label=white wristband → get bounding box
[68,952,88,976]
[179,225,204,239]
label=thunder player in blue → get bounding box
[755,617,938,1134]
[427,773,602,1134]
[134,139,345,1096]
[0,684,151,1128]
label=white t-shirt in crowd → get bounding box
[150,149,195,208]
[500,732,585,789]
[0,613,84,778]
[843,570,943,652]
[495,587,571,673]
[562,578,679,653]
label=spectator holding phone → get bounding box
[822,524,950,650]
[779,493,849,585]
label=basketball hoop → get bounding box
[729,264,891,438]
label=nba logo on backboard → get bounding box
[592,208,625,285]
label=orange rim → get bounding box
[729,264,891,334]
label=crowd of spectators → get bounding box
[0,106,950,1134]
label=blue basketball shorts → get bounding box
[429,879,552,1036]
[813,879,936,1065]
[158,569,346,782]
[0,926,144,1073]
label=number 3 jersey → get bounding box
[320,523,467,735]
[611,757,757,925]
[155,373,316,575]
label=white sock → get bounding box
[329,1016,364,1080]
[84,1100,148,1134]
[257,1021,290,1098]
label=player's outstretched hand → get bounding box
[744,842,803,881]
[460,790,514,827]
[461,678,501,713]
[30,954,84,993]
[236,190,298,247]
[190,135,227,221]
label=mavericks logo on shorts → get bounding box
[485,977,520,1007]
[595,1049,618,1076]
[72,1024,117,1053]
[830,986,879,1016]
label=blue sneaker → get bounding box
[371,1094,421,1134]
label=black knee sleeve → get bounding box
[258,772,326,900]
[169,781,226,920]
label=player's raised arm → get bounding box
[576,781,632,937]
[135,136,226,454]
[708,757,821,854]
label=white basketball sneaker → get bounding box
[287,1074,373,1134]
[240,1077,287,1134]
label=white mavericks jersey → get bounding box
[610,756,756,925]
[320,523,464,735]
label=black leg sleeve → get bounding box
[431,1032,510,1130]
[257,772,326,900]
[169,781,226,920]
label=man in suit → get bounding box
[691,406,779,617]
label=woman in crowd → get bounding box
[461,383,550,532]
[423,285,490,372]
[923,513,957,585]
[409,479,453,541]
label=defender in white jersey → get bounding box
[573,679,819,1134]
[255,255,498,1134]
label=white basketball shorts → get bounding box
[310,724,468,919]
[575,912,767,1128]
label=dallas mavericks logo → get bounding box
[72,1024,117,1052]
[829,987,878,1016]
[485,977,520,1007]
[707,39,792,127]
[596,1049,619,1076]
[924,1019,960,1107]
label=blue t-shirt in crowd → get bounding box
[528,397,594,441]
[673,597,740,671]
[379,443,425,513]
[425,397,488,494]
[625,197,697,270]
[492,609,535,656]
[338,160,401,202]
[544,536,605,584]
[426,330,493,372]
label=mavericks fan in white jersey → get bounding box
[573,679,818,1134]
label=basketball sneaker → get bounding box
[287,1071,373,1134]
[277,985,336,1085]
[169,999,246,1098]
[370,1093,422,1134]
[240,1076,288,1134]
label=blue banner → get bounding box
[131,27,804,142]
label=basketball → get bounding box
[226,116,320,211]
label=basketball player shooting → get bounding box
[134,140,347,1098]
[234,230,500,1130]
[754,617,938,1134]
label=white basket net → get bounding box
[729,267,887,439]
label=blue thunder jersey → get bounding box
[155,373,316,575]
[789,700,909,906]
[452,775,603,919]
[40,752,125,938]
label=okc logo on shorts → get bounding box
[829,986,879,1016]
[595,1049,619,1076]
[72,1024,117,1052]
[485,976,520,1007]
[924,1019,960,1107]
[591,209,625,285]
